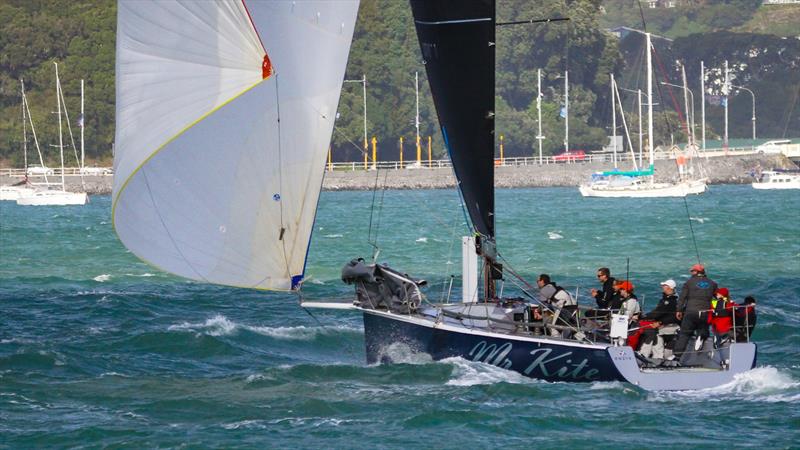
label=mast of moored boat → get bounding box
[611,73,617,169]
[55,62,66,191]
[21,80,28,177]
[646,33,654,183]
[21,80,49,186]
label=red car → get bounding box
[554,150,586,162]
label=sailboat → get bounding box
[579,32,707,198]
[16,63,88,206]
[114,0,755,391]
[1,81,41,201]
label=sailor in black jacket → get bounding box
[638,279,680,359]
[591,267,616,309]
[674,264,718,357]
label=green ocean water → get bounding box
[1,185,798,448]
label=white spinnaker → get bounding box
[113,1,359,290]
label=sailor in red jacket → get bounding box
[709,287,736,346]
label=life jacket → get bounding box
[709,297,735,334]
[548,284,574,306]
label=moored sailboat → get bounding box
[579,32,707,198]
[16,63,88,206]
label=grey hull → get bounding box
[608,343,758,391]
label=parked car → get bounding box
[26,165,54,176]
[554,150,586,162]
[80,166,113,176]
[757,139,791,154]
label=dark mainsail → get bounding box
[410,0,495,240]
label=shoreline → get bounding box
[1,154,795,195]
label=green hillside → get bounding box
[0,0,798,167]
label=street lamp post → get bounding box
[661,81,695,146]
[732,84,756,140]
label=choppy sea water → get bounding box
[1,185,798,448]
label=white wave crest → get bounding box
[93,274,111,282]
[247,324,362,341]
[324,234,343,238]
[416,237,428,243]
[689,216,708,224]
[548,231,564,240]
[168,315,362,340]
[649,366,800,402]
[168,315,237,336]
[443,357,536,386]
[375,342,433,365]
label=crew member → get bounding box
[710,287,736,347]
[674,263,718,358]
[536,274,576,336]
[591,267,616,309]
[638,279,680,360]
[735,296,757,342]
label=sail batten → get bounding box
[113,0,359,291]
[410,0,496,240]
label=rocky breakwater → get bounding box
[1,154,794,195]
[323,154,795,190]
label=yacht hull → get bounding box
[579,179,707,198]
[16,190,88,206]
[362,308,758,390]
[363,310,624,383]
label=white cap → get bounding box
[660,279,677,289]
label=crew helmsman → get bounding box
[674,263,718,358]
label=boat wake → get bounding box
[168,315,362,340]
[649,366,799,402]
[442,357,538,386]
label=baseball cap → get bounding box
[660,279,677,289]
[690,263,705,273]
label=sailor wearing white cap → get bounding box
[638,279,681,361]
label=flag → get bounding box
[77,114,84,128]
[721,97,727,108]
[559,106,567,118]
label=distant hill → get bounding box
[0,0,798,167]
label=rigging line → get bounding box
[371,170,390,256]
[332,126,370,156]
[298,296,361,362]
[366,167,381,246]
[682,196,702,263]
[496,17,570,27]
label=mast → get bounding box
[646,33,654,170]
[700,60,706,150]
[21,80,28,174]
[81,79,85,169]
[21,80,49,185]
[564,70,569,156]
[681,64,693,146]
[536,68,543,164]
[723,60,729,148]
[611,73,617,169]
[55,62,66,191]
[638,89,643,167]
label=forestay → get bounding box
[113,1,359,290]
